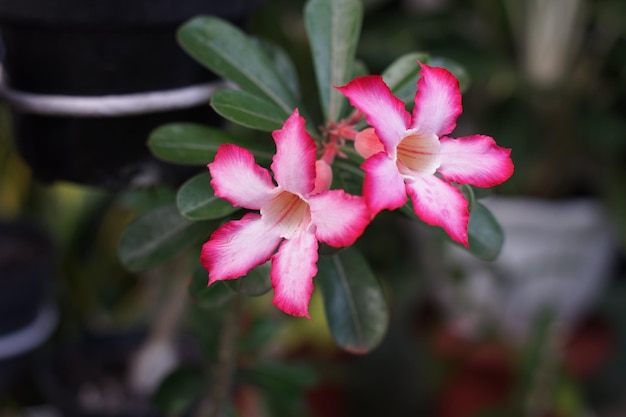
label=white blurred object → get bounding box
[127,268,189,396]
[435,197,615,342]
[505,0,585,87]
[0,303,58,360]
[127,340,179,396]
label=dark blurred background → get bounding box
[1,0,625,416]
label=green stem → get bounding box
[195,295,242,417]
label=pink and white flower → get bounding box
[337,62,514,247]
[201,109,370,318]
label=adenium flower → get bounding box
[201,109,370,318]
[337,62,514,247]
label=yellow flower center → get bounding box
[262,189,311,239]
[396,130,441,176]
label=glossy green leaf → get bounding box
[429,56,471,93]
[118,204,216,272]
[152,367,207,414]
[340,60,370,119]
[382,52,430,103]
[211,89,289,132]
[178,16,297,113]
[305,0,363,122]
[189,266,234,309]
[225,261,272,296]
[118,187,177,211]
[255,39,300,100]
[401,199,504,261]
[149,123,275,165]
[459,183,477,211]
[467,202,504,261]
[177,172,238,220]
[317,247,388,353]
[148,123,235,165]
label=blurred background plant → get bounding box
[0,0,625,416]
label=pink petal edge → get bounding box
[208,144,275,210]
[437,135,514,187]
[354,128,385,159]
[271,232,318,318]
[312,160,333,195]
[309,190,370,247]
[271,109,317,196]
[411,62,462,137]
[405,175,470,247]
[337,76,410,155]
[361,152,408,215]
[201,213,282,283]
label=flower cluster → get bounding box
[201,62,514,317]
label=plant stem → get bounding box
[128,254,191,395]
[195,295,242,417]
[524,321,561,417]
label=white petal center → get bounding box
[262,189,311,239]
[396,130,441,176]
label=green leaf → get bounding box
[241,360,318,416]
[152,367,207,414]
[352,59,369,79]
[118,187,178,211]
[178,16,297,113]
[382,52,430,103]
[334,160,364,196]
[317,247,388,353]
[149,123,275,165]
[225,261,273,296]
[148,123,234,165]
[189,266,234,309]
[467,202,504,261]
[401,199,504,261]
[429,56,471,93]
[242,360,318,394]
[459,183,477,211]
[238,318,281,352]
[177,172,239,220]
[340,60,370,119]
[118,204,216,272]
[305,0,363,122]
[211,89,289,132]
[255,39,301,100]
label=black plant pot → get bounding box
[0,220,57,395]
[0,0,264,188]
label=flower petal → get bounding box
[405,175,470,247]
[262,190,311,240]
[271,109,317,196]
[411,63,462,137]
[271,232,318,318]
[354,128,385,159]
[208,144,275,210]
[337,76,410,155]
[437,135,514,187]
[201,213,282,283]
[361,152,407,215]
[309,190,370,247]
[312,160,333,195]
